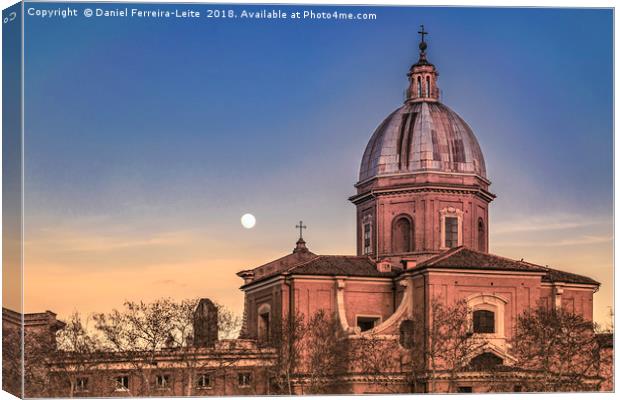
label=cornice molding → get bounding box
[349,184,496,205]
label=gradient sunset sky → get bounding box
[20,4,612,325]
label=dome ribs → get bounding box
[396,111,418,171]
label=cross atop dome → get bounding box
[414,24,431,66]
[418,24,428,43]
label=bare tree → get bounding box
[2,321,23,397]
[351,331,404,393]
[50,312,102,397]
[215,301,242,340]
[511,305,601,392]
[432,298,487,391]
[93,298,180,396]
[269,311,306,395]
[301,309,350,394]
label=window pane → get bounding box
[197,374,211,388]
[238,373,251,386]
[115,376,129,390]
[363,223,372,255]
[357,317,380,332]
[473,310,495,333]
[445,217,458,248]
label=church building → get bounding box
[236,28,603,391]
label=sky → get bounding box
[18,3,613,325]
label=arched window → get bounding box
[477,218,485,252]
[392,216,413,253]
[473,310,495,333]
[399,320,414,349]
[469,352,503,370]
[417,76,422,97]
[426,76,431,97]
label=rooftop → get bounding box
[416,247,600,286]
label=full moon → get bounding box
[241,213,256,229]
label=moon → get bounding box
[241,213,256,229]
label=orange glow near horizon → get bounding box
[21,211,613,329]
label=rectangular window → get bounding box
[238,372,252,388]
[155,375,170,389]
[363,223,372,255]
[114,376,129,391]
[75,377,88,392]
[357,316,380,332]
[473,310,495,334]
[444,217,459,248]
[458,386,473,393]
[196,374,212,389]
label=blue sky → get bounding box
[22,4,613,324]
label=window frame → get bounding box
[473,309,495,334]
[196,373,213,390]
[75,377,89,392]
[466,293,508,341]
[155,374,171,390]
[444,217,459,248]
[356,315,382,332]
[362,214,373,256]
[439,207,463,250]
[237,372,252,388]
[114,375,129,392]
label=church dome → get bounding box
[358,101,487,182]
[358,28,486,183]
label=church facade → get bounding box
[3,31,612,397]
[238,29,599,345]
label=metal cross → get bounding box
[418,25,428,43]
[296,220,307,239]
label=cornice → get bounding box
[402,268,546,279]
[349,184,496,205]
[355,170,492,188]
